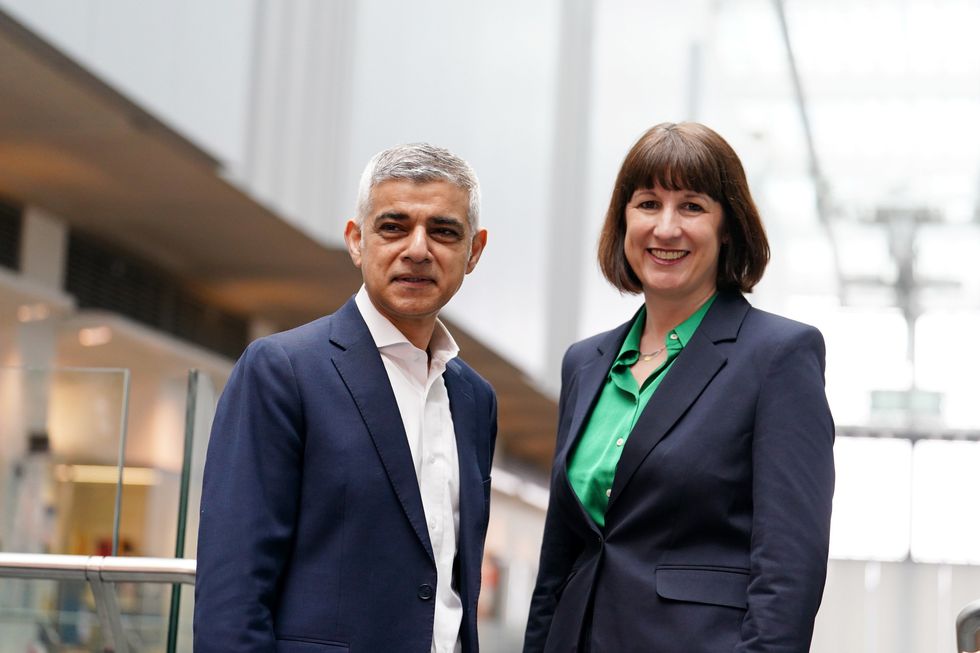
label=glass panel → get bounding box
[169,369,218,653]
[117,581,173,653]
[911,439,980,564]
[829,436,912,561]
[0,577,105,652]
[0,366,129,556]
[176,369,218,560]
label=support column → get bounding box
[542,0,595,396]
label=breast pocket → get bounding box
[655,565,749,609]
[276,637,349,653]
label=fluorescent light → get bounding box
[78,326,112,347]
[17,304,50,323]
[54,464,159,486]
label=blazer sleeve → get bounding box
[735,325,835,653]
[194,337,305,653]
[523,346,586,652]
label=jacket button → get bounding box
[417,584,434,600]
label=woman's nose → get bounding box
[653,206,682,238]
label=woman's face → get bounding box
[623,183,725,303]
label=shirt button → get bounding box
[605,489,611,498]
[417,584,434,600]
[669,333,678,340]
[616,438,625,447]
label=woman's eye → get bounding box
[637,200,659,210]
[682,202,704,212]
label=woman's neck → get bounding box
[641,288,717,338]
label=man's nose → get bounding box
[403,226,431,261]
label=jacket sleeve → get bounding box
[194,338,305,653]
[523,347,585,652]
[735,326,835,653]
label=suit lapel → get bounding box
[329,299,434,561]
[558,319,634,466]
[444,362,483,598]
[554,318,634,533]
[445,361,481,521]
[608,292,750,507]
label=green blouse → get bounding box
[567,295,716,527]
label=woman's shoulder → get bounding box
[565,320,631,362]
[736,305,828,371]
[741,304,825,342]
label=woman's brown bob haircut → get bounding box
[598,122,770,294]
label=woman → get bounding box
[523,122,834,653]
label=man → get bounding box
[194,143,496,653]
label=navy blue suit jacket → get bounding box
[194,298,497,653]
[524,292,834,653]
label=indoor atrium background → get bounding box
[1,1,979,652]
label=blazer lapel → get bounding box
[608,292,750,506]
[444,362,483,598]
[445,361,481,516]
[554,318,634,533]
[558,319,635,465]
[329,299,434,561]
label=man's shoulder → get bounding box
[245,298,360,357]
[447,357,495,399]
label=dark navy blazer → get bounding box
[524,292,834,653]
[194,297,497,653]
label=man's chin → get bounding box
[380,296,444,319]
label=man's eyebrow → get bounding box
[373,212,409,224]
[430,216,465,228]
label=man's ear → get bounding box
[465,229,488,274]
[344,220,363,267]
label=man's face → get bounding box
[345,179,486,337]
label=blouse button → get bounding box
[605,489,612,498]
[669,333,679,340]
[616,438,625,447]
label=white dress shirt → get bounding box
[355,287,463,653]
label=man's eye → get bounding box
[378,223,402,232]
[432,228,462,240]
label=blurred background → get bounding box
[1,0,979,651]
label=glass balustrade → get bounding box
[0,366,219,652]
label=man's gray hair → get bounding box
[355,143,481,232]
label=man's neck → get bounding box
[392,319,435,353]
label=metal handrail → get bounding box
[958,599,980,653]
[0,552,196,653]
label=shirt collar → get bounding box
[354,285,460,364]
[615,293,717,364]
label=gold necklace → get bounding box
[638,345,666,362]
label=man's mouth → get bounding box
[648,248,688,262]
[393,275,435,284]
